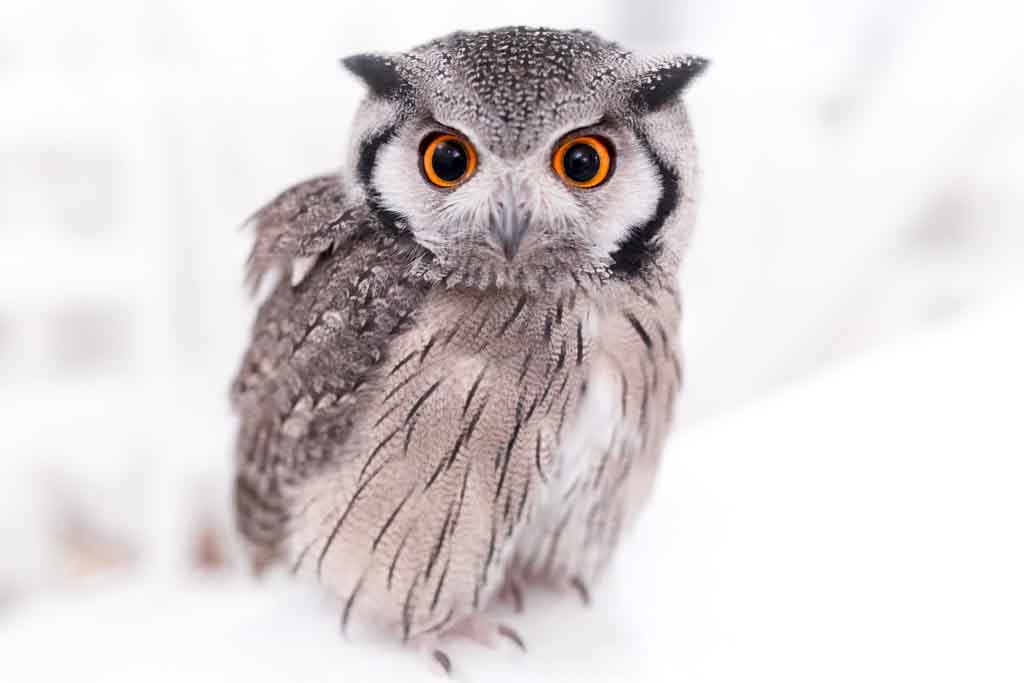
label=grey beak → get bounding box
[489,178,532,261]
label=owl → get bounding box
[232,26,705,671]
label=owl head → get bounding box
[342,27,706,291]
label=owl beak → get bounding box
[489,179,533,261]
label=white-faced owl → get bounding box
[232,25,705,671]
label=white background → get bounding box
[1,0,1022,680]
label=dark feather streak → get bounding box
[499,293,529,335]
[493,417,522,502]
[625,311,654,351]
[317,463,385,578]
[359,424,401,480]
[372,486,415,552]
[576,321,584,365]
[425,501,455,580]
[461,365,487,417]
[341,575,365,635]
[534,431,548,483]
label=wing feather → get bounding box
[232,173,428,569]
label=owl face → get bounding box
[343,28,706,290]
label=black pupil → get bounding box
[563,143,601,183]
[431,139,468,182]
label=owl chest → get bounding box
[514,297,683,580]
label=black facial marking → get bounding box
[629,57,708,112]
[342,53,409,99]
[357,125,394,188]
[357,124,406,232]
[609,131,680,276]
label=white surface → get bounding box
[3,293,1020,682]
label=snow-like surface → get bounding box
[3,293,1020,682]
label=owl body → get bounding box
[232,27,703,648]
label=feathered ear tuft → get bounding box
[340,53,409,99]
[629,55,708,111]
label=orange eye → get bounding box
[421,133,477,187]
[552,136,613,188]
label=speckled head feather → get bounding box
[346,29,706,154]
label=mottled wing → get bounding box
[231,173,429,570]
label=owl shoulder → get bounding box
[243,172,377,292]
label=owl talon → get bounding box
[431,649,452,676]
[570,576,591,606]
[497,624,526,652]
[409,634,454,676]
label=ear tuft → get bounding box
[630,56,708,111]
[341,53,409,99]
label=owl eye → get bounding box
[553,136,613,188]
[421,133,477,187]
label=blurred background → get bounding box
[1,0,1021,679]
